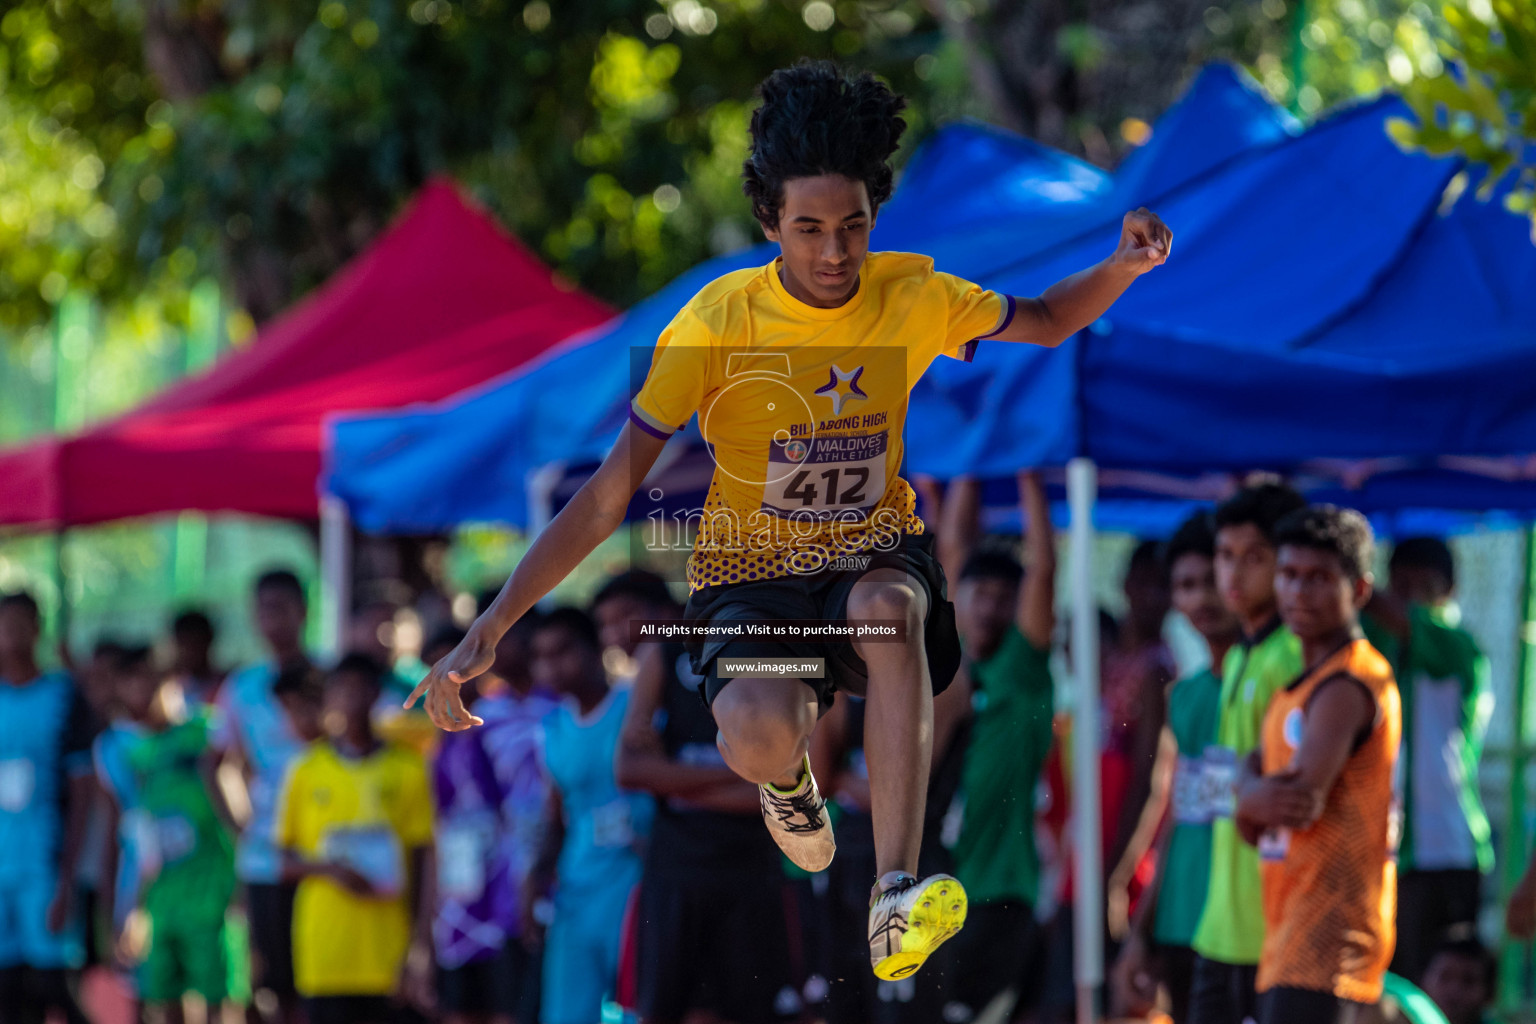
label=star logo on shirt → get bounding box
[814,364,867,416]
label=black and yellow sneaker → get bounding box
[759,754,836,872]
[867,871,968,981]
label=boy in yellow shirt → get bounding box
[278,654,433,1024]
[411,59,1171,981]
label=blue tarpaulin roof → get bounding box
[326,64,1536,536]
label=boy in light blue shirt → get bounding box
[0,591,98,1021]
[524,608,653,1024]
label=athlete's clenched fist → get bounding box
[1113,207,1173,275]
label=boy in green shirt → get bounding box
[1186,479,1305,1024]
[921,470,1056,1022]
[1362,537,1492,984]
[1114,510,1241,1023]
[115,648,240,1017]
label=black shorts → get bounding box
[1392,867,1481,983]
[637,866,801,1024]
[1158,943,1198,1024]
[682,531,962,713]
[1187,956,1258,1024]
[947,900,1044,1020]
[79,887,102,969]
[304,995,395,1024]
[436,942,540,1022]
[1256,986,1369,1024]
[246,882,298,1000]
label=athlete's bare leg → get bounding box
[713,675,818,790]
[845,567,930,880]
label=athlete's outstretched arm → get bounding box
[990,208,1172,349]
[406,420,670,730]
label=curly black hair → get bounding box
[960,549,1023,586]
[1214,475,1306,544]
[1127,538,1168,585]
[592,569,679,615]
[329,651,386,691]
[255,568,306,604]
[1389,535,1455,591]
[0,590,40,623]
[1273,504,1376,582]
[742,60,907,230]
[1165,510,1217,570]
[534,605,603,655]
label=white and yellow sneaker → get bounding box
[868,872,968,981]
[759,755,836,872]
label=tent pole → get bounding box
[1500,523,1536,1010]
[1068,457,1103,1024]
[319,494,352,661]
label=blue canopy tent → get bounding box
[332,70,1536,534]
[325,63,1304,533]
[323,65,1536,1018]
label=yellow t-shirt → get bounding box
[630,251,1013,591]
[275,741,434,997]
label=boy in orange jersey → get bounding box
[1234,505,1400,1024]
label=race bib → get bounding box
[155,815,198,864]
[1171,755,1210,825]
[124,809,163,881]
[0,758,35,812]
[437,816,494,902]
[1258,827,1291,862]
[1201,746,1238,820]
[322,825,404,897]
[761,432,887,519]
[590,800,635,849]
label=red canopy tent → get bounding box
[0,178,613,529]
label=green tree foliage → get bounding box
[1,0,945,328]
[0,0,161,332]
[920,0,1441,165]
[4,0,1483,341]
[1388,0,1536,241]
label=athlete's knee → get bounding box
[712,677,815,784]
[847,578,927,647]
[847,580,927,669]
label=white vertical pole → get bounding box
[1068,457,1103,1024]
[320,493,351,660]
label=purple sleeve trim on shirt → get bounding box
[961,295,1017,362]
[628,404,675,441]
[978,294,1017,339]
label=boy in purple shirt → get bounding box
[432,615,556,1024]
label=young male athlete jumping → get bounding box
[409,60,1171,981]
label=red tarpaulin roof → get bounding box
[0,178,613,530]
